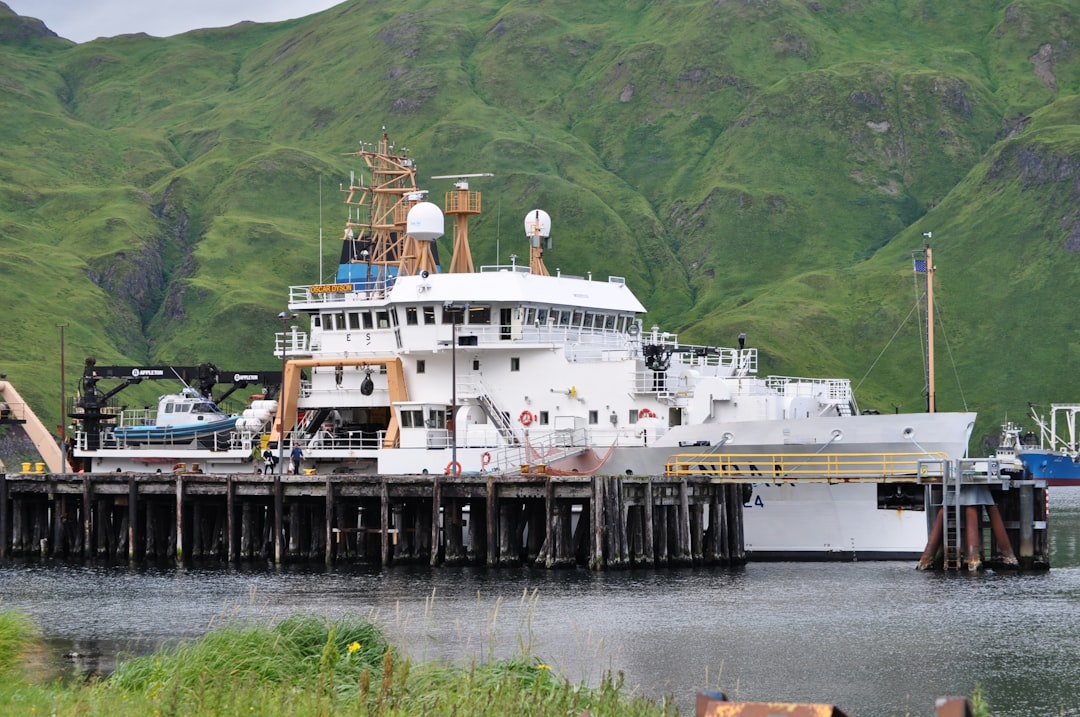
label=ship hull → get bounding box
[78,411,973,558]
[1017,450,1080,487]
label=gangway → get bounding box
[0,380,64,473]
[664,451,948,483]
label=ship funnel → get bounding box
[406,201,444,242]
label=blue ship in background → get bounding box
[996,405,1080,487]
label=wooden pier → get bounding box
[0,471,747,568]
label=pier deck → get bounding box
[0,471,746,568]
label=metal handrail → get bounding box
[665,451,947,482]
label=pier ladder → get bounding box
[940,460,963,571]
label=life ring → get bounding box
[519,410,534,426]
[481,452,492,466]
[638,408,657,419]
[445,460,462,476]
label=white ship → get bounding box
[72,132,975,559]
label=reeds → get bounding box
[0,608,675,716]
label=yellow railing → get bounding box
[664,452,947,483]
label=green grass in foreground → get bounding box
[0,609,674,716]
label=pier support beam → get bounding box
[0,474,8,559]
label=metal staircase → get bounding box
[475,394,519,443]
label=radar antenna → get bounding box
[430,173,494,273]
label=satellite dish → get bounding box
[407,202,444,242]
[524,209,551,238]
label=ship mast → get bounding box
[525,209,552,276]
[342,132,421,279]
[431,173,493,274]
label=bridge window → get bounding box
[467,305,491,325]
[362,312,373,330]
[377,311,390,328]
[536,309,548,325]
[400,409,423,428]
[406,307,418,325]
[423,306,436,325]
[348,312,361,330]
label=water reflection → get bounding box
[2,488,1080,716]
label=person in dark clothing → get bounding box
[290,445,304,475]
[262,448,278,475]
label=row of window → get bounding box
[314,305,636,332]
[398,407,652,428]
[312,310,397,331]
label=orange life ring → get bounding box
[445,460,462,476]
[481,452,492,466]
[519,410,534,426]
[638,408,657,419]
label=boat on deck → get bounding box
[72,132,977,559]
[110,388,241,449]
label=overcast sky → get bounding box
[5,0,343,44]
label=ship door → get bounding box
[512,307,523,339]
[500,308,511,340]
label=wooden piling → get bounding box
[0,471,752,569]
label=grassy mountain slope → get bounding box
[0,0,1078,458]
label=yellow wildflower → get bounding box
[537,663,552,671]
[348,641,362,654]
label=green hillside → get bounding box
[0,0,1078,461]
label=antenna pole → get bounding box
[926,244,935,413]
[318,175,323,283]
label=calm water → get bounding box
[3,490,1080,716]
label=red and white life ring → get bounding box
[481,452,492,466]
[445,460,462,476]
[519,410,535,426]
[638,408,657,420]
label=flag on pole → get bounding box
[914,257,927,273]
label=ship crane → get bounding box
[430,173,493,273]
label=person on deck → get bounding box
[262,448,278,475]
[290,444,304,475]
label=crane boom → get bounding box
[0,380,63,473]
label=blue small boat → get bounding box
[112,388,239,448]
